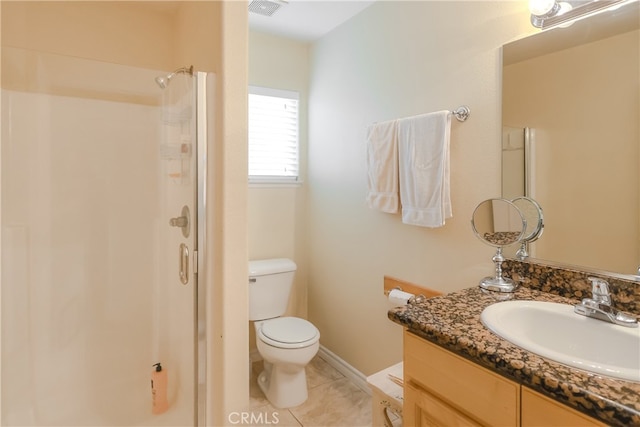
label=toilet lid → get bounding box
[261,317,319,344]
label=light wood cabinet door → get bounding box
[404,331,520,426]
[521,387,606,427]
[404,332,609,427]
[405,381,482,427]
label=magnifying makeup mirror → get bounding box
[471,198,526,293]
[511,196,544,259]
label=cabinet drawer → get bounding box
[404,331,520,426]
[522,387,606,427]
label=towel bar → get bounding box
[451,105,470,122]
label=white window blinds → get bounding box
[249,86,299,183]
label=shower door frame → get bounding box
[195,70,212,427]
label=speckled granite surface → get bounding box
[503,259,640,314]
[388,286,640,427]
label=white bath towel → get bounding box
[366,119,399,213]
[397,111,452,227]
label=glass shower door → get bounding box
[154,68,199,426]
[1,48,199,426]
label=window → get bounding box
[248,86,300,184]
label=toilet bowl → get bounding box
[255,317,320,408]
[249,259,321,409]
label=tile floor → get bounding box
[249,356,372,426]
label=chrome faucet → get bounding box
[574,277,638,328]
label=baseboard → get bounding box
[249,348,261,378]
[250,344,372,396]
[318,344,372,396]
[250,348,262,364]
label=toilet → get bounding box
[249,258,320,409]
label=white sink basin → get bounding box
[481,300,640,382]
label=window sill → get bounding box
[248,179,303,189]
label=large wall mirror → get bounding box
[501,1,639,279]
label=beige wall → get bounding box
[248,32,310,352]
[247,1,540,377]
[305,1,535,376]
[215,1,250,421]
[503,30,639,274]
[0,5,3,421]
[175,2,221,73]
[1,2,176,70]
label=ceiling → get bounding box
[248,0,376,42]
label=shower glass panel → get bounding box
[1,47,201,426]
[502,126,526,199]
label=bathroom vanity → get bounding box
[389,273,640,427]
[404,330,605,426]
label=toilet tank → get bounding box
[248,258,297,321]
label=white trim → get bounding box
[250,348,262,364]
[249,344,372,396]
[249,348,262,379]
[248,180,303,189]
[249,85,299,101]
[318,345,372,396]
[525,127,536,199]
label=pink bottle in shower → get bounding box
[151,363,169,414]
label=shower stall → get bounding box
[1,47,211,426]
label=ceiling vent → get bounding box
[248,0,288,17]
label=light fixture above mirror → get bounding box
[529,0,635,29]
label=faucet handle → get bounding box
[588,277,611,305]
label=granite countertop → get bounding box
[388,286,640,427]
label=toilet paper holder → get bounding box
[383,275,442,305]
[388,287,426,305]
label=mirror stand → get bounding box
[480,247,518,293]
[515,243,529,260]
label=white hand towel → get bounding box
[397,111,452,227]
[366,119,399,213]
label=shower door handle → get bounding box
[179,243,189,285]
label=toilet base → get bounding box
[257,360,309,409]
